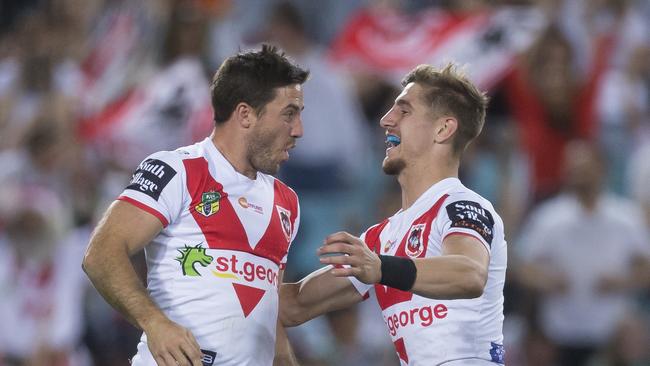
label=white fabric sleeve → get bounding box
[117,151,185,227]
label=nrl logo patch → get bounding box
[405,224,426,258]
[276,205,292,242]
[195,191,221,217]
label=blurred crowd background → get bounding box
[0,0,649,365]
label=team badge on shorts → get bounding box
[405,224,426,258]
[195,191,221,217]
[276,205,292,242]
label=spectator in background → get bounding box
[503,25,606,201]
[516,140,650,366]
[598,44,650,195]
[266,1,369,192]
[264,1,373,278]
[0,186,88,366]
[79,0,213,174]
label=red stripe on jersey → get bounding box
[254,179,298,265]
[373,194,449,311]
[364,219,389,253]
[394,338,409,364]
[183,158,254,257]
[394,194,448,258]
[117,196,169,227]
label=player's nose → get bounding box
[291,116,304,138]
[380,107,396,128]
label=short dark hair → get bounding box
[211,44,309,124]
[402,63,489,155]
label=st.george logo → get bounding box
[196,191,221,217]
[405,224,426,258]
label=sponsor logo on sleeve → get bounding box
[126,158,176,200]
[445,200,495,245]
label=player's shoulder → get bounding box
[266,175,299,200]
[141,141,205,169]
[443,183,500,221]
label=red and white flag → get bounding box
[329,7,546,90]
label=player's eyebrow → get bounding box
[396,99,413,109]
[283,103,304,112]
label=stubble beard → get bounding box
[382,156,406,176]
[248,130,281,176]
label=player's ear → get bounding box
[433,116,457,143]
[233,102,255,129]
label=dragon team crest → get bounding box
[195,191,221,217]
[175,244,213,276]
[276,205,292,242]
[405,224,426,258]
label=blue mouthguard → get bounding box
[387,135,401,145]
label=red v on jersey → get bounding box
[371,194,449,311]
[184,158,297,265]
[232,283,265,317]
[394,338,409,364]
[184,157,249,249]
[255,180,298,268]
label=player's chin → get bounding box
[257,161,281,176]
[382,158,403,176]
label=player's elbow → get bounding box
[81,242,103,279]
[81,248,96,276]
[460,266,487,298]
[278,284,308,327]
[279,304,306,327]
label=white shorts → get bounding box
[438,359,501,366]
[130,341,222,366]
[130,342,156,366]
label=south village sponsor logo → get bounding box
[126,158,176,200]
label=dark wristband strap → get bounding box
[378,255,417,291]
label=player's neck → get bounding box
[398,157,459,210]
[210,129,257,179]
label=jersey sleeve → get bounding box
[346,231,374,296]
[117,151,185,227]
[439,194,496,253]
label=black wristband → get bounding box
[378,255,417,291]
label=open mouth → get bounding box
[386,134,401,152]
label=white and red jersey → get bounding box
[118,137,300,366]
[350,178,506,365]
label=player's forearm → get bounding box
[411,255,487,299]
[82,240,166,330]
[280,267,362,327]
[273,320,298,366]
